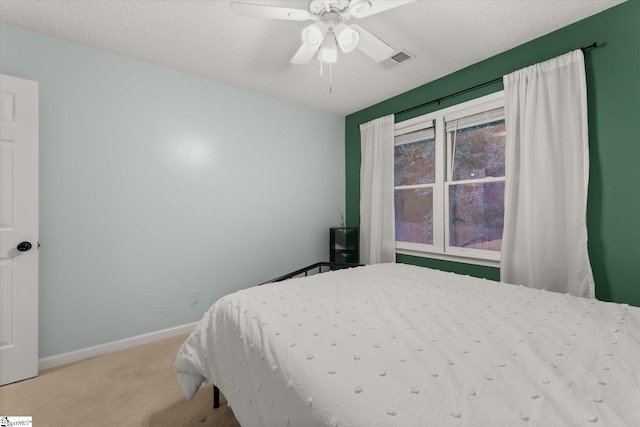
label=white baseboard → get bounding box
[38,322,198,371]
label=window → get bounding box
[394,92,505,265]
[394,124,435,245]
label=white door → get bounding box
[0,74,39,386]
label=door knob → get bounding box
[17,241,32,252]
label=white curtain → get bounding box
[360,114,395,264]
[501,50,595,298]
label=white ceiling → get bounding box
[0,0,625,116]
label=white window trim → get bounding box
[394,91,505,267]
[396,246,501,268]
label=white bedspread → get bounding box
[175,263,640,426]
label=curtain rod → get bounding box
[394,42,598,118]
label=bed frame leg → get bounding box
[213,385,220,409]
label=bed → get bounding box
[174,263,640,426]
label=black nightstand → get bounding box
[330,227,359,264]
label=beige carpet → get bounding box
[0,334,240,427]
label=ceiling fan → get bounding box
[229,0,415,66]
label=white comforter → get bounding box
[175,263,640,426]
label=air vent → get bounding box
[379,50,414,69]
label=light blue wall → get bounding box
[0,24,345,358]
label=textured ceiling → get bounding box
[0,0,625,115]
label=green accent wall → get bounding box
[345,1,640,307]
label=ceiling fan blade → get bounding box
[229,1,313,21]
[291,43,319,65]
[350,24,394,63]
[350,0,415,19]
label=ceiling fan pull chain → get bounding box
[329,61,333,94]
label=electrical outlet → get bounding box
[189,290,199,305]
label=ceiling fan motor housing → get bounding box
[309,0,350,16]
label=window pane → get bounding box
[451,120,505,181]
[449,182,504,251]
[394,138,436,186]
[395,187,433,244]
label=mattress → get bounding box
[175,263,640,426]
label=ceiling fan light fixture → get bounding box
[318,35,338,63]
[301,22,328,50]
[334,23,359,53]
[349,0,372,14]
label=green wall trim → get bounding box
[397,255,500,282]
[346,1,640,307]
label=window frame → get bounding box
[394,91,505,267]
